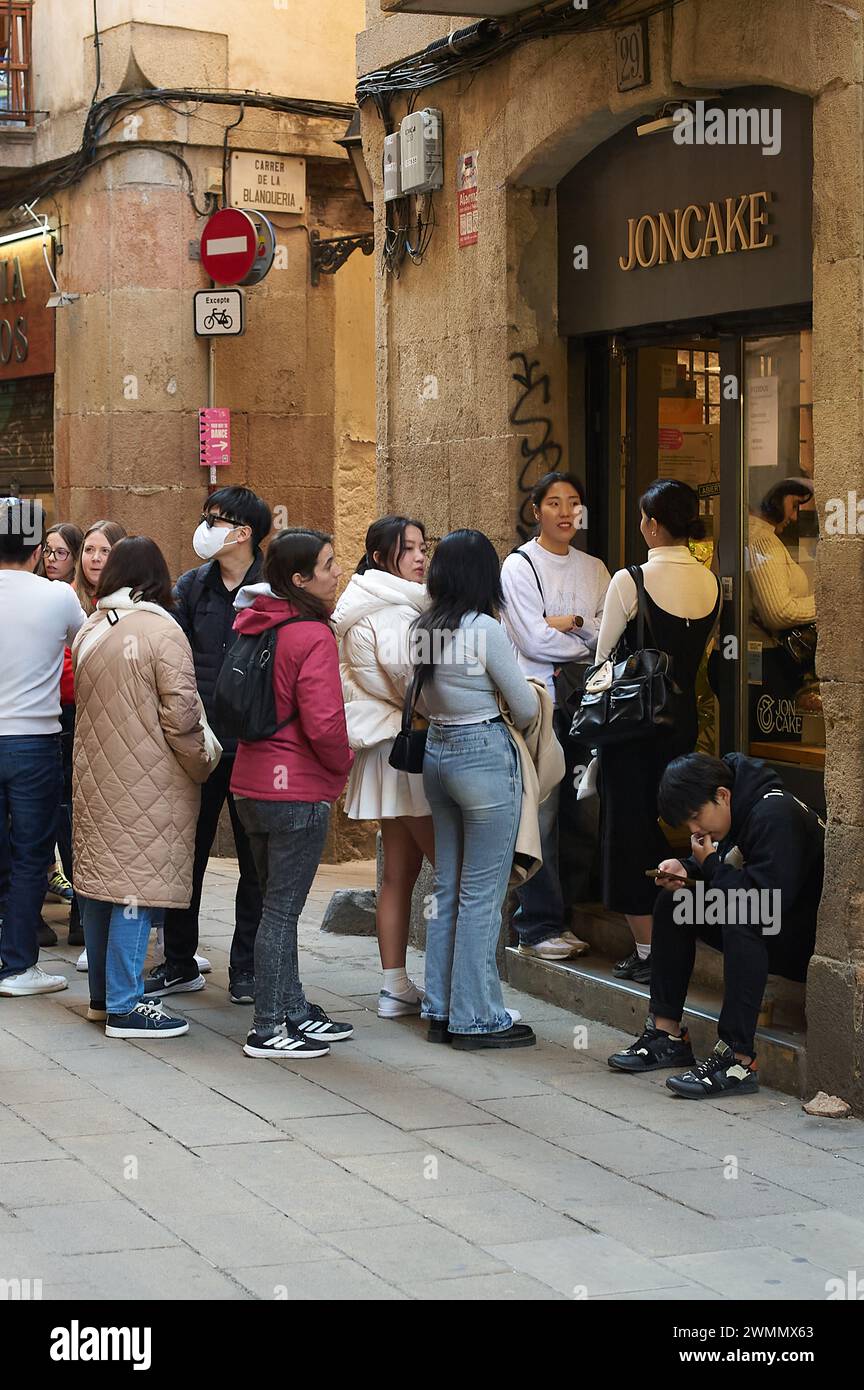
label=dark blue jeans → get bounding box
[0,735,63,978]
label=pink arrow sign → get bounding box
[199,408,231,467]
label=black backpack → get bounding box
[213,617,316,743]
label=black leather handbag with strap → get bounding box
[570,565,684,746]
[388,665,428,774]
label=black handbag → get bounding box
[388,666,428,773]
[511,548,592,717]
[570,566,683,746]
[777,623,817,672]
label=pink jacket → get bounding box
[229,593,354,803]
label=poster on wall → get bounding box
[457,151,479,249]
[745,376,779,468]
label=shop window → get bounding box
[744,331,822,769]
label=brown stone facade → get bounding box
[358,0,864,1105]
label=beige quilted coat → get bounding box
[71,597,211,908]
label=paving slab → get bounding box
[324,1220,508,1283]
[12,1199,180,1255]
[229,1259,408,1301]
[658,1245,837,1299]
[485,1231,686,1298]
[275,1113,429,1157]
[637,1166,821,1219]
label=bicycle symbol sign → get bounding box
[194,289,245,338]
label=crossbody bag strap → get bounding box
[514,548,546,618]
[401,664,428,735]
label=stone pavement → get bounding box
[2,859,864,1302]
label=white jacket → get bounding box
[332,570,428,750]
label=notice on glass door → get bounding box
[746,377,779,468]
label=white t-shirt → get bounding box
[501,539,612,696]
[0,570,85,735]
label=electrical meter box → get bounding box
[383,131,402,202]
[399,109,443,194]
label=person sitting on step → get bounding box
[607,751,824,1100]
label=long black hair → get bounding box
[356,514,426,575]
[411,529,503,662]
[759,477,814,526]
[264,528,332,622]
[639,478,705,542]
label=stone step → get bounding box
[504,947,805,1098]
[569,904,807,1031]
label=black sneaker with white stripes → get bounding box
[666,1040,759,1099]
[291,1002,354,1043]
[243,1023,330,1059]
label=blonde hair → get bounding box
[74,520,128,615]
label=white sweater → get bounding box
[501,539,611,695]
[0,570,85,735]
[597,547,718,662]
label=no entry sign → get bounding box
[200,208,257,285]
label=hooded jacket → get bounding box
[684,752,824,977]
[71,589,211,908]
[331,569,428,749]
[229,586,353,803]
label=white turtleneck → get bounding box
[596,547,719,662]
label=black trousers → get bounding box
[650,886,771,1059]
[162,754,263,980]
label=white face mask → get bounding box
[192,521,240,560]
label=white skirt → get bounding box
[344,740,431,820]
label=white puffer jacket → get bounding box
[332,570,428,750]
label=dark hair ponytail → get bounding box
[356,514,426,575]
[639,478,705,542]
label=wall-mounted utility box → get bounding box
[399,109,443,195]
[383,131,402,202]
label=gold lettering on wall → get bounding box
[618,191,775,270]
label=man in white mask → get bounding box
[145,487,273,1005]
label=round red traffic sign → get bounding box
[200,208,258,285]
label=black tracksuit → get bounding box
[650,753,824,1057]
[162,556,264,982]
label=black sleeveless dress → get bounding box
[598,578,720,916]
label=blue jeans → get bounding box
[78,897,156,1014]
[235,797,330,1033]
[422,720,520,1034]
[0,735,62,978]
[512,779,566,945]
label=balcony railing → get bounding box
[0,0,34,127]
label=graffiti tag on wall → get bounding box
[509,351,563,539]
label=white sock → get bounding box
[383,967,411,996]
[636,943,651,961]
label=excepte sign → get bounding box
[194,289,245,337]
[199,407,232,468]
[230,151,306,214]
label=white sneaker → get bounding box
[0,965,68,996]
[76,949,88,972]
[378,981,424,1018]
[194,953,211,974]
[561,931,591,956]
[518,936,578,961]
[507,1008,522,1023]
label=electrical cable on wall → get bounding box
[0,88,356,216]
[357,0,683,105]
